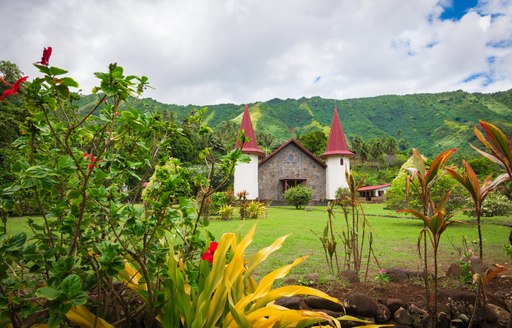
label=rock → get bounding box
[305,296,344,312]
[386,298,406,313]
[445,263,462,278]
[275,296,303,310]
[408,303,427,315]
[457,313,469,326]
[345,293,379,317]
[484,303,510,328]
[437,311,451,328]
[339,270,360,283]
[440,289,476,320]
[375,303,391,323]
[450,318,465,328]
[393,307,413,326]
[409,303,428,328]
[385,267,421,282]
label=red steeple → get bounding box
[235,104,264,156]
[321,107,354,157]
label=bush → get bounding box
[463,192,512,217]
[386,154,467,216]
[247,201,266,219]
[216,204,233,220]
[284,185,313,209]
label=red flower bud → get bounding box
[38,47,52,66]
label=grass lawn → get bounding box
[206,204,511,281]
[5,204,511,282]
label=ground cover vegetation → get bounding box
[1,48,511,327]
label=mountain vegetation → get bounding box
[123,89,512,157]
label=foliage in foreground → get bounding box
[123,225,350,328]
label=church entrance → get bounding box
[281,178,307,194]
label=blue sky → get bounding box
[440,0,479,20]
[1,0,511,105]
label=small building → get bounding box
[357,184,391,202]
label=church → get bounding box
[233,105,357,204]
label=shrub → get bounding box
[216,204,233,220]
[247,201,266,219]
[284,185,313,209]
[463,192,512,217]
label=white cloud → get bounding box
[1,0,511,105]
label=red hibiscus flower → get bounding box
[38,47,52,66]
[1,76,28,101]
[202,241,218,264]
[84,152,98,170]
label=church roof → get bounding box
[235,104,264,156]
[259,138,327,168]
[321,107,355,157]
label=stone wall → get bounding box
[258,143,326,203]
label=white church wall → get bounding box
[234,153,259,199]
[325,155,350,199]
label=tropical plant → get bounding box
[284,185,313,209]
[446,161,507,259]
[336,171,379,278]
[402,148,456,328]
[247,201,266,219]
[400,207,456,325]
[471,120,512,181]
[236,190,249,219]
[122,225,348,328]
[314,172,380,280]
[217,204,234,220]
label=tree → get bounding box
[298,130,327,156]
[350,135,367,164]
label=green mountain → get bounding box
[123,89,512,157]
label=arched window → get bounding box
[340,158,344,166]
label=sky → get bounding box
[1,0,512,106]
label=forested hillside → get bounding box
[79,89,512,157]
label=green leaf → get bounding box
[11,159,29,173]
[3,233,27,252]
[58,155,76,174]
[61,274,87,305]
[36,286,63,300]
[60,77,79,87]
[25,165,52,178]
[55,84,70,98]
[49,66,69,76]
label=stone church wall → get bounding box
[258,143,326,204]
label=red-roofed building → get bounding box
[234,105,367,203]
[357,184,391,201]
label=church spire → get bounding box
[322,107,354,157]
[235,104,264,156]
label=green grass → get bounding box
[5,204,511,282]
